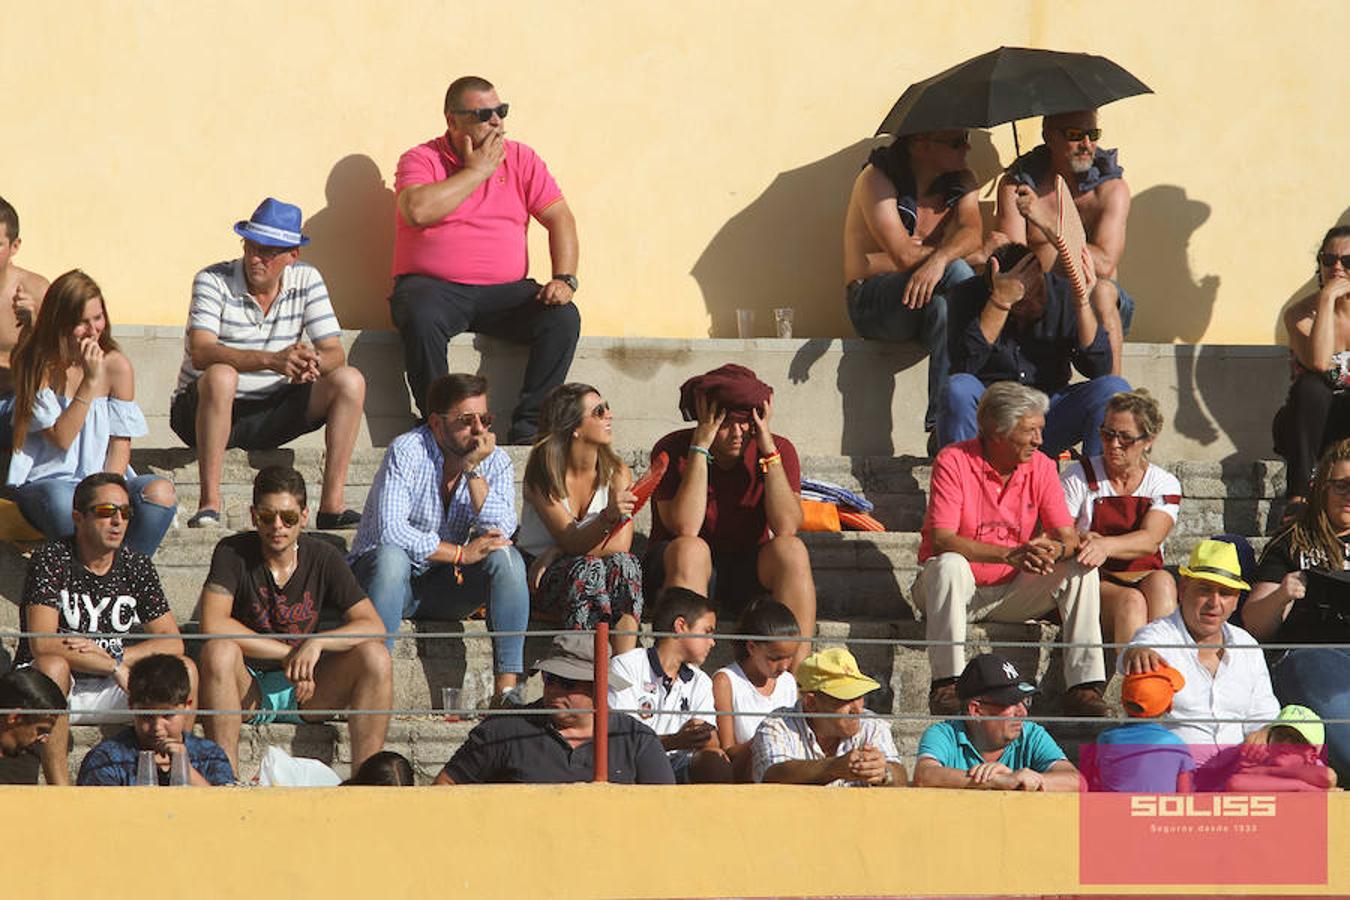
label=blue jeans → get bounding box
[14,474,177,556]
[847,259,976,432]
[1112,280,1136,336]
[1271,648,1350,781]
[936,373,1132,456]
[351,543,529,674]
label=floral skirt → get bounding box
[535,551,645,630]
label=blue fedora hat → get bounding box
[233,197,310,248]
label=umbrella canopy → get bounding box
[876,46,1151,138]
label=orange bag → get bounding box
[799,499,841,532]
[838,510,886,532]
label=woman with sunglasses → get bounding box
[1060,389,1180,646]
[7,270,177,555]
[1244,438,1350,782]
[519,383,641,653]
[1275,226,1350,515]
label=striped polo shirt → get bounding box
[175,259,341,401]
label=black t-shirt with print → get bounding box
[16,539,171,666]
[205,533,364,645]
[1252,530,1350,644]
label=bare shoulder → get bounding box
[1097,178,1131,204]
[18,267,50,297]
[103,348,134,377]
[858,164,896,200]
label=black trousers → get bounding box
[1273,371,1350,497]
[389,275,581,442]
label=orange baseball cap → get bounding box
[1121,665,1186,718]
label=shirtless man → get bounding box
[0,196,49,400]
[843,130,982,438]
[994,110,1132,376]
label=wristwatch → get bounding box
[463,468,482,481]
[552,273,579,292]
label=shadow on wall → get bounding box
[302,154,398,332]
[1117,185,1225,449]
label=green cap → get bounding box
[1273,704,1324,746]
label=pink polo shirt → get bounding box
[392,134,563,285]
[918,438,1073,586]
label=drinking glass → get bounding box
[136,750,157,786]
[736,309,755,339]
[773,307,794,338]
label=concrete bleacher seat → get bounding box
[0,331,1291,781]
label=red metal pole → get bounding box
[593,622,609,783]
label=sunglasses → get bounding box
[86,503,133,520]
[1318,252,1350,270]
[589,401,611,419]
[242,240,294,260]
[1060,127,1102,143]
[254,507,301,527]
[1099,427,1145,447]
[542,672,591,692]
[452,103,509,123]
[1327,477,1350,496]
[439,412,494,429]
[923,132,969,149]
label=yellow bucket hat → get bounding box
[1178,539,1250,592]
[796,648,880,701]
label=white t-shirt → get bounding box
[517,485,609,558]
[715,661,799,744]
[1060,456,1181,532]
[608,647,714,736]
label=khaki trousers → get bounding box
[912,552,1106,687]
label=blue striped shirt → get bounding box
[348,426,517,571]
[175,259,341,400]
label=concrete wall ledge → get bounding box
[125,326,1290,461]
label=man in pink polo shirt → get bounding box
[391,75,580,443]
[912,381,1107,718]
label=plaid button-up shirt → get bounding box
[349,426,517,572]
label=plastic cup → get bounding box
[169,748,190,786]
[136,750,157,786]
[773,307,794,338]
[736,309,755,339]
[442,687,463,723]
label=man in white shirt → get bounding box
[751,647,906,787]
[608,588,731,783]
[1120,539,1280,763]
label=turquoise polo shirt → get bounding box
[917,719,1066,772]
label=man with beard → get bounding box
[993,109,1134,375]
[349,373,530,706]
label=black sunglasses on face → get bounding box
[1060,127,1102,142]
[589,401,611,419]
[543,672,591,691]
[1318,252,1350,270]
[1328,477,1350,495]
[1100,427,1144,447]
[452,103,509,123]
[86,503,133,520]
[254,507,301,527]
[438,411,495,429]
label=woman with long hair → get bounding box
[711,599,800,781]
[1060,388,1180,645]
[1275,225,1350,513]
[7,270,176,554]
[519,383,641,652]
[1245,438,1350,782]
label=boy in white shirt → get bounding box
[609,588,732,783]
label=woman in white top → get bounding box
[520,383,641,652]
[711,599,800,782]
[1060,388,1179,646]
[8,271,177,554]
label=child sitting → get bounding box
[711,600,800,782]
[1090,663,1195,792]
[608,588,731,783]
[78,655,234,786]
[1199,704,1339,792]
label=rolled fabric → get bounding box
[678,363,773,421]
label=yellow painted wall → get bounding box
[4,1,1344,345]
[5,785,1348,898]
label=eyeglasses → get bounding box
[1099,427,1145,447]
[923,132,969,149]
[589,401,611,419]
[1318,252,1350,270]
[543,672,591,692]
[254,507,301,527]
[1327,478,1350,495]
[439,412,494,429]
[1059,127,1102,142]
[86,504,133,520]
[451,103,509,123]
[242,240,294,260]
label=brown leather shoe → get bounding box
[928,681,960,717]
[1063,682,1109,717]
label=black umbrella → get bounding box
[876,46,1151,154]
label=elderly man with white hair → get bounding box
[913,382,1107,717]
